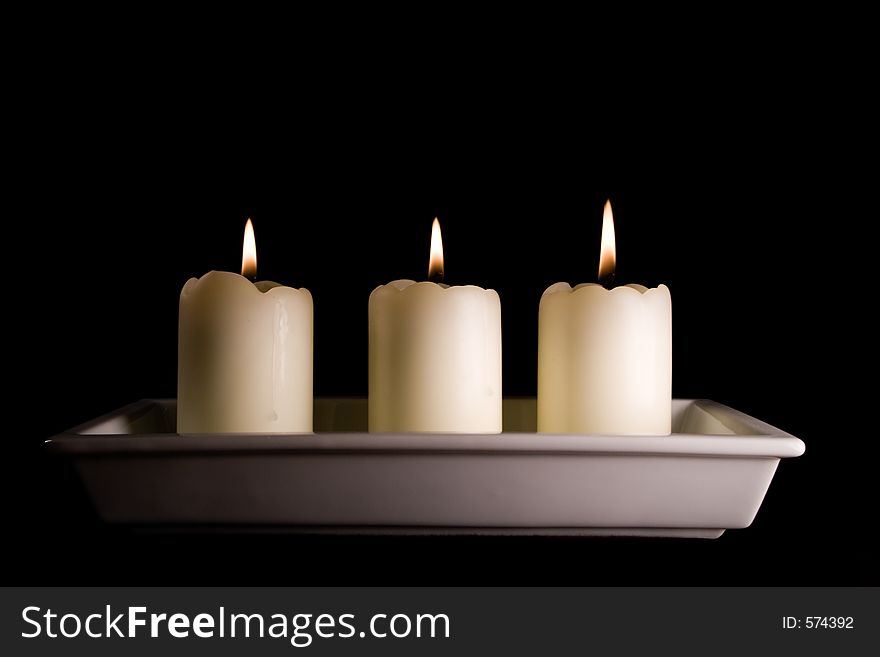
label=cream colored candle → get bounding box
[538,201,671,435]
[369,219,502,433]
[178,219,313,433]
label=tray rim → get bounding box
[45,398,805,459]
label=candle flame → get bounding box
[428,217,444,283]
[242,218,257,279]
[598,200,616,286]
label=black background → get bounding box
[7,21,875,585]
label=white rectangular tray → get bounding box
[45,399,804,538]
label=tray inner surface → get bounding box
[81,399,737,436]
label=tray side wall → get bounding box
[77,453,779,529]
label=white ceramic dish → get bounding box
[45,398,804,538]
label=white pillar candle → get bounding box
[538,201,672,435]
[369,219,502,433]
[178,220,313,433]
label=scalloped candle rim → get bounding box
[370,279,499,299]
[541,282,670,299]
[181,270,311,298]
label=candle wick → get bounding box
[599,273,615,290]
[428,270,444,284]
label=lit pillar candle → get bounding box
[178,219,313,433]
[369,218,502,433]
[538,201,671,435]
